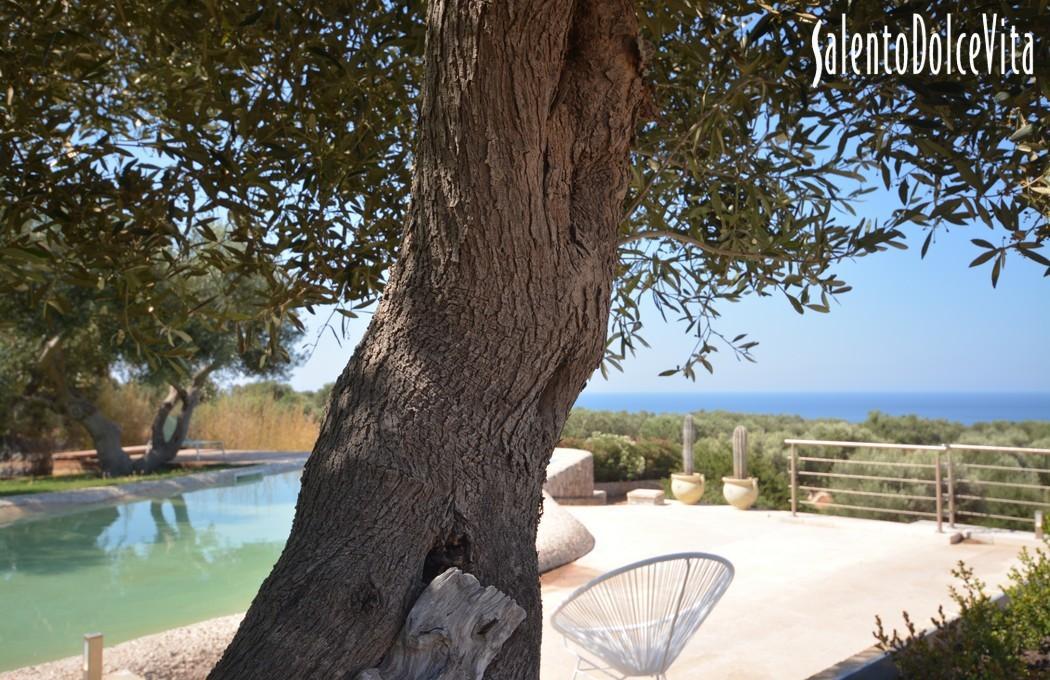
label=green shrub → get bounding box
[582,433,647,482]
[687,437,791,508]
[563,434,679,482]
[875,541,1050,679]
[633,439,679,479]
[1005,543,1050,657]
[693,438,732,503]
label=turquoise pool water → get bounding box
[0,470,301,671]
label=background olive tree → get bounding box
[1,268,303,475]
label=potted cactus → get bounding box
[722,426,759,509]
[670,414,704,504]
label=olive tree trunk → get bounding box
[136,363,218,473]
[65,393,135,477]
[211,0,647,677]
[37,336,134,476]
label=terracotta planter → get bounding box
[670,473,705,505]
[721,477,758,510]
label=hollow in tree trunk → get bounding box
[211,0,648,677]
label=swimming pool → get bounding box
[0,469,301,671]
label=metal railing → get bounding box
[786,439,1050,537]
[184,438,226,461]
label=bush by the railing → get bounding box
[874,540,1050,679]
[810,444,1050,529]
[822,448,942,522]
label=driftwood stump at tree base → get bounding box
[355,569,526,680]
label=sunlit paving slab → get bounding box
[538,503,1034,680]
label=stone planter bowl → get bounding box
[670,473,705,505]
[721,477,758,510]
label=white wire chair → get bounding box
[550,552,734,679]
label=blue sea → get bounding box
[572,392,1050,424]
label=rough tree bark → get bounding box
[211,0,648,678]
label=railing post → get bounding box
[1037,511,1045,541]
[83,633,103,680]
[790,444,798,516]
[945,445,955,528]
[934,448,943,533]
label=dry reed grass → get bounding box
[79,382,319,452]
[190,393,319,451]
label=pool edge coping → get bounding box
[0,460,306,525]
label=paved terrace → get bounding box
[539,503,1035,680]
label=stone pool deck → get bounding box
[539,503,1038,680]
[0,451,309,525]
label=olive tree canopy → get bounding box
[3,0,1045,377]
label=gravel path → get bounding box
[0,614,243,680]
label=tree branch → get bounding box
[619,229,786,262]
[37,335,69,398]
[192,360,221,389]
[619,229,846,268]
[150,386,183,448]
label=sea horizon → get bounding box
[572,391,1050,424]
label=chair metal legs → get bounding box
[567,647,626,680]
[566,641,670,680]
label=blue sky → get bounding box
[288,194,1050,394]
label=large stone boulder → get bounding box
[536,492,595,573]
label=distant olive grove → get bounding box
[562,408,1050,449]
